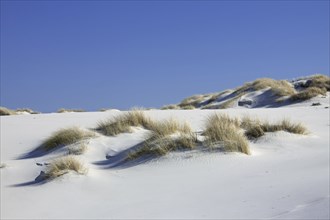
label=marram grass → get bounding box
[44,156,87,180]
[41,127,95,151]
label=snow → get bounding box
[1,105,329,219]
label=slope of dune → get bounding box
[1,102,329,219]
[163,74,330,110]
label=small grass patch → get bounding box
[291,87,327,101]
[241,116,308,139]
[44,156,87,180]
[15,108,40,114]
[203,114,250,155]
[234,78,295,97]
[305,74,330,91]
[96,111,153,136]
[0,107,17,116]
[261,119,308,135]
[178,94,208,108]
[57,108,86,113]
[147,118,193,137]
[127,132,197,160]
[181,105,195,110]
[41,127,96,151]
[161,104,180,110]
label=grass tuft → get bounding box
[291,87,327,101]
[57,108,86,113]
[44,156,87,179]
[241,116,308,139]
[203,114,250,155]
[240,116,265,139]
[261,119,308,135]
[147,118,192,137]
[127,132,197,160]
[15,108,40,114]
[161,104,180,110]
[0,107,17,116]
[234,78,295,97]
[179,95,205,108]
[41,127,95,151]
[96,111,153,136]
[181,105,196,110]
[306,74,330,91]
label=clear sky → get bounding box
[1,0,329,112]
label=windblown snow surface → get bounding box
[1,96,329,219]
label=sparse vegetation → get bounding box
[126,117,196,160]
[147,118,193,137]
[127,132,197,160]
[57,108,86,113]
[304,74,330,91]
[0,107,17,116]
[241,116,308,140]
[218,96,243,109]
[44,156,87,180]
[240,116,266,139]
[261,119,308,135]
[15,108,40,114]
[96,110,194,138]
[96,111,153,136]
[161,104,180,110]
[41,127,96,151]
[0,107,39,115]
[181,105,195,110]
[205,91,230,104]
[291,87,327,101]
[234,78,295,97]
[203,114,250,155]
[179,95,205,108]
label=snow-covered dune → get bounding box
[163,74,330,110]
[1,104,329,219]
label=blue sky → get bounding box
[1,0,329,112]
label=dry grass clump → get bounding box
[241,116,308,139]
[148,118,192,137]
[306,74,330,91]
[96,111,153,136]
[205,91,230,103]
[44,156,87,179]
[252,78,295,96]
[234,78,295,97]
[161,104,180,110]
[57,108,86,113]
[240,116,265,139]
[203,114,250,155]
[181,105,195,110]
[0,107,17,116]
[96,111,192,138]
[261,119,308,135]
[41,127,96,151]
[127,132,197,160]
[15,108,40,114]
[291,87,327,101]
[126,118,196,160]
[179,94,210,108]
[201,93,243,109]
